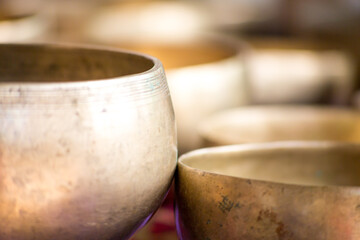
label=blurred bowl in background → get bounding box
[199,106,360,147]
[0,44,177,240]
[46,0,102,43]
[245,37,355,104]
[84,0,275,45]
[276,0,360,35]
[0,13,51,42]
[176,142,360,240]
[85,0,209,45]
[188,0,280,28]
[0,0,40,18]
[117,37,249,154]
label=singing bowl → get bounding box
[84,0,209,44]
[246,38,355,104]
[0,44,177,240]
[199,106,360,147]
[176,142,360,240]
[118,38,248,154]
[0,0,40,19]
[0,13,50,42]
[48,0,102,43]
[84,0,273,44]
[188,0,276,27]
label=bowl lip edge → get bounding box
[0,42,164,89]
[197,105,360,146]
[178,141,360,190]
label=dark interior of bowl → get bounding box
[183,144,360,187]
[0,45,154,82]
[120,41,236,69]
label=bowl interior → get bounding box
[181,143,360,187]
[200,106,360,145]
[0,45,154,82]
[121,41,236,69]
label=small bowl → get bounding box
[199,106,360,147]
[84,0,274,44]
[245,37,355,104]
[176,142,360,240]
[0,13,50,42]
[84,0,209,45]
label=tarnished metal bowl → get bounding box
[119,38,248,154]
[199,106,360,147]
[0,44,177,240]
[176,142,360,240]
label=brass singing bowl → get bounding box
[199,106,360,147]
[120,38,248,154]
[176,142,360,240]
[0,44,177,240]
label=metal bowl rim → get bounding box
[178,141,360,190]
[0,42,164,90]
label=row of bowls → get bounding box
[2,44,360,239]
[1,1,360,240]
[64,1,358,156]
[0,0,358,157]
[112,37,356,155]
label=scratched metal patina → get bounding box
[175,142,360,240]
